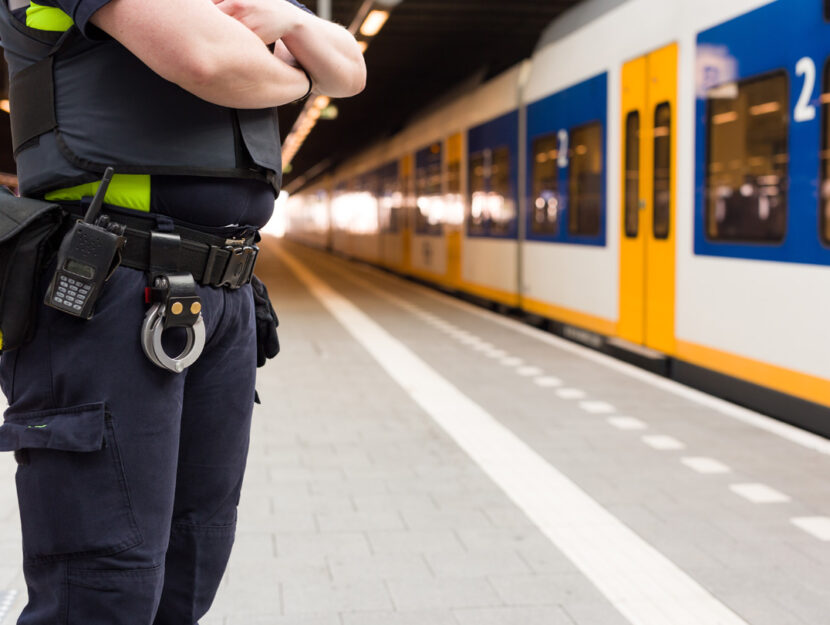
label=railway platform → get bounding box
[1,238,830,625]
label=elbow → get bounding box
[182,52,225,92]
[346,57,368,97]
[334,55,367,98]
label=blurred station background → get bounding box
[2,0,830,624]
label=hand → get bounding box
[272,40,297,67]
[212,0,307,44]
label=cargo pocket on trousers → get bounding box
[0,403,142,563]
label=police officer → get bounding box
[0,0,365,623]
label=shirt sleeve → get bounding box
[49,0,114,39]
[51,0,313,40]
[285,0,314,15]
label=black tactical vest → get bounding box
[0,1,283,197]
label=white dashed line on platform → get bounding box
[608,416,648,430]
[534,376,563,388]
[681,457,731,474]
[555,388,587,400]
[517,366,543,377]
[730,483,791,504]
[359,260,830,458]
[579,401,616,414]
[500,356,523,367]
[791,517,830,541]
[0,591,17,624]
[642,435,686,450]
[486,350,507,359]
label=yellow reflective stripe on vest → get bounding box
[45,174,152,213]
[25,2,74,32]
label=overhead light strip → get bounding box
[281,0,402,171]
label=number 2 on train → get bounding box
[794,57,816,123]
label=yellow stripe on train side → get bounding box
[457,280,520,308]
[522,296,618,337]
[676,340,830,409]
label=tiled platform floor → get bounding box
[1,238,829,624]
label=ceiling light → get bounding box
[360,9,389,37]
[0,100,9,114]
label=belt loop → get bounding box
[201,245,224,286]
[149,231,181,276]
[154,215,175,233]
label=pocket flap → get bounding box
[0,187,63,243]
[0,403,106,453]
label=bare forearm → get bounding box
[93,0,310,109]
[281,12,366,98]
[195,34,311,108]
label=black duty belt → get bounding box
[64,205,259,289]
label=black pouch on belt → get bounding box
[0,187,65,352]
[251,274,280,367]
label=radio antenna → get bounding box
[83,167,115,224]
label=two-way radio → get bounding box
[44,167,126,319]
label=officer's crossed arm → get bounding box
[213,0,367,99]
[91,0,314,109]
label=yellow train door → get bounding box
[400,154,414,274]
[446,133,463,287]
[618,43,677,354]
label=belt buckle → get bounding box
[219,242,258,289]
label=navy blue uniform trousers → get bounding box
[0,264,257,624]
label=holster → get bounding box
[0,187,66,352]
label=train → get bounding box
[284,0,830,435]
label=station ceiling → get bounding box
[280,0,585,190]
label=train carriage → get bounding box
[286,0,830,434]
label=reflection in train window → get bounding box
[568,121,602,236]
[468,147,515,236]
[705,72,788,242]
[378,165,402,234]
[653,103,671,239]
[624,111,640,238]
[489,147,514,235]
[468,152,487,235]
[821,60,830,244]
[415,143,444,235]
[532,133,560,236]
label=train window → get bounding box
[624,112,640,238]
[416,143,443,235]
[532,134,560,236]
[489,146,515,235]
[378,168,401,234]
[568,121,602,236]
[468,151,487,235]
[821,61,830,244]
[826,0,830,20]
[468,147,514,235]
[705,72,788,242]
[653,103,671,240]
